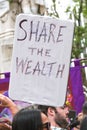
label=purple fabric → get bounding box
[4,72,10,78]
[0,72,10,91]
[0,78,9,84]
[70,66,85,114]
[0,69,85,116]
[3,91,9,97]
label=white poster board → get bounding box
[9,14,74,107]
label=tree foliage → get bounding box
[49,0,87,59]
[65,0,87,59]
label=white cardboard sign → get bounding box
[9,14,74,107]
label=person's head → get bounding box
[80,116,87,130]
[12,107,50,130]
[82,101,87,116]
[38,105,69,129]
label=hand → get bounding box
[0,94,14,108]
[0,117,12,130]
[0,94,19,116]
[0,123,12,130]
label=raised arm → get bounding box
[0,94,19,116]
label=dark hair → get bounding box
[38,105,49,115]
[80,116,87,130]
[37,105,56,116]
[82,101,87,115]
[12,107,43,130]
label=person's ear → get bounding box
[47,107,55,116]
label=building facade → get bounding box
[0,0,46,73]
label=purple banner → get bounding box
[70,65,85,114]
[0,72,10,91]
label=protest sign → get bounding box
[9,14,74,107]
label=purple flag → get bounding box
[0,72,10,91]
[70,64,85,114]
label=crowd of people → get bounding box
[0,93,87,130]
